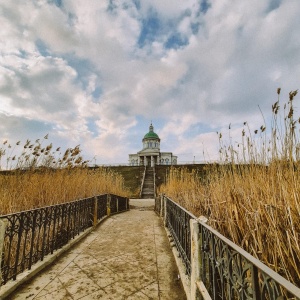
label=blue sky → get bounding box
[1,0,300,165]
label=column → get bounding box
[151,156,154,167]
[144,156,147,166]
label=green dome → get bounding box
[144,131,159,139]
[143,123,159,140]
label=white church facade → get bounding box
[129,123,177,166]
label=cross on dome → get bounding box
[149,122,153,132]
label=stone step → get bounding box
[142,194,154,199]
[141,167,155,198]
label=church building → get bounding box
[129,123,177,166]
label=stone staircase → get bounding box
[141,167,155,199]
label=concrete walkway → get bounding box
[8,200,186,300]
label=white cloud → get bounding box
[1,0,300,164]
[139,0,199,19]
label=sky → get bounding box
[1,0,300,165]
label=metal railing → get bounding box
[0,194,129,286]
[165,196,195,276]
[156,195,300,299]
[199,220,300,299]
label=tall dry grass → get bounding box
[0,136,128,215]
[159,89,300,286]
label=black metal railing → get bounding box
[157,195,300,299]
[165,196,196,276]
[109,194,129,214]
[115,194,129,212]
[110,194,118,214]
[0,194,129,286]
[199,221,300,299]
[96,194,108,220]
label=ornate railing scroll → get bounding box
[0,194,129,286]
[199,221,300,300]
[158,195,300,299]
[164,196,196,276]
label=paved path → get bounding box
[8,200,186,300]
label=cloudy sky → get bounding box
[1,0,300,165]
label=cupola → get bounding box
[143,123,160,140]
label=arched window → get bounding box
[166,158,169,165]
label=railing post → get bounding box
[0,219,7,283]
[107,194,111,216]
[93,197,98,227]
[190,219,200,300]
[163,195,167,227]
[160,194,164,217]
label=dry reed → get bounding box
[159,89,300,287]
[0,136,128,215]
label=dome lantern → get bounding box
[143,123,160,140]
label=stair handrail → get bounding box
[139,166,146,198]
